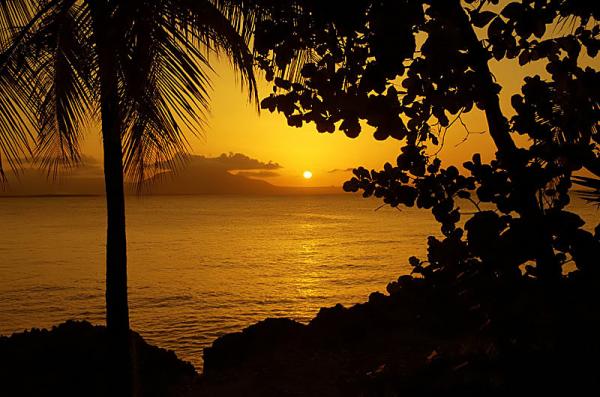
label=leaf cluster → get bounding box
[255,0,600,284]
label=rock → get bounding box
[0,321,198,397]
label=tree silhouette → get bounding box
[254,0,599,283]
[0,0,257,391]
[249,3,600,391]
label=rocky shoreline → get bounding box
[0,321,197,396]
[2,278,599,396]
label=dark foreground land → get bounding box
[2,278,599,396]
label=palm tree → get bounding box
[0,0,257,338]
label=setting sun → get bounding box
[303,170,313,179]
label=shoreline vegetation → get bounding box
[3,275,599,396]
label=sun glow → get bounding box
[303,170,313,179]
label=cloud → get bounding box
[182,152,282,171]
[235,170,280,178]
[153,153,282,174]
[328,167,354,173]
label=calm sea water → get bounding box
[0,194,597,369]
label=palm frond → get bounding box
[0,0,92,178]
[24,0,92,175]
[116,0,261,187]
[114,1,205,186]
[0,0,56,179]
[2,0,265,187]
[572,175,600,205]
[169,0,258,103]
[0,72,36,179]
[0,0,35,44]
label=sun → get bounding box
[303,170,313,179]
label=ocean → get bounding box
[0,194,597,369]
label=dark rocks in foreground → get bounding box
[0,321,197,397]
[199,279,600,396]
[2,279,599,396]
[198,287,468,396]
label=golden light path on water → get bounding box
[0,195,597,369]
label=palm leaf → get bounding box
[117,0,261,186]
[0,0,56,178]
[0,0,92,178]
[572,175,600,205]
[1,0,263,186]
[116,0,210,186]
[169,0,258,102]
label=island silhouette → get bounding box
[0,153,339,196]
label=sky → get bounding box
[78,57,513,188]
[0,1,597,192]
[15,19,591,191]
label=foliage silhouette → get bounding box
[253,0,599,284]
[227,1,600,393]
[0,0,258,393]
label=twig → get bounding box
[432,108,466,156]
[467,197,482,212]
[374,203,402,212]
[455,116,486,147]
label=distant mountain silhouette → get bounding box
[0,169,106,196]
[144,154,338,195]
[0,154,340,196]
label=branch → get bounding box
[455,115,486,147]
[432,108,465,156]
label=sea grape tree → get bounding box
[252,0,600,285]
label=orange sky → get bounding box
[83,58,497,187]
[77,51,597,188]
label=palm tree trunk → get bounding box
[100,69,133,396]
[97,30,130,340]
[101,81,130,335]
[446,0,560,280]
[91,4,133,394]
